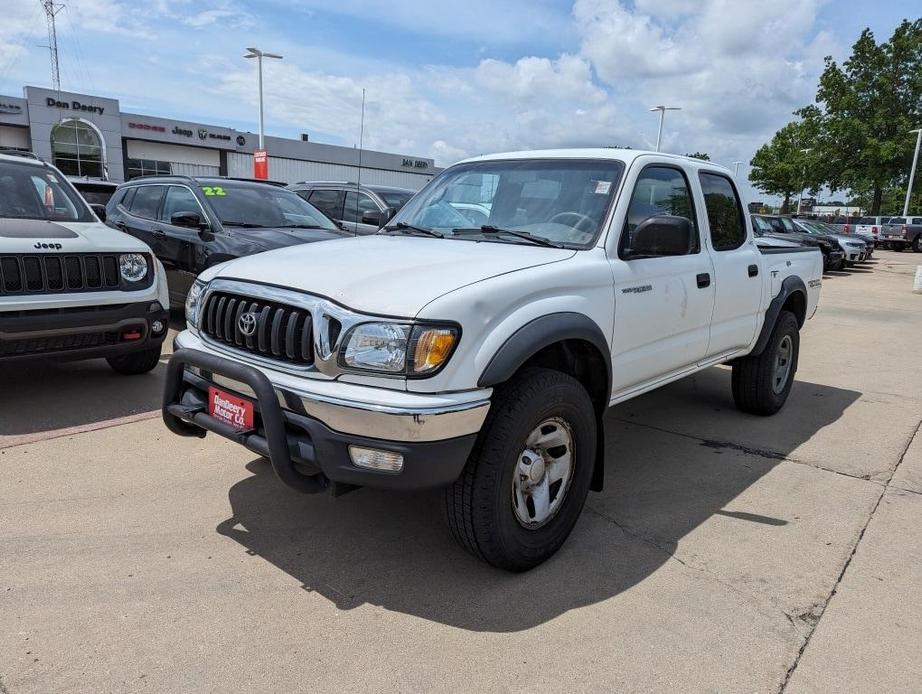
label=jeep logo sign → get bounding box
[34,242,63,250]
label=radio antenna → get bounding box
[353,88,365,236]
[42,0,64,91]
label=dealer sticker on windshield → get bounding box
[594,181,612,195]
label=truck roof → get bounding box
[458,148,733,174]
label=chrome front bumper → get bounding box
[174,329,491,443]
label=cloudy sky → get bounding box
[0,0,916,201]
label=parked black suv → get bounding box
[105,176,346,307]
[751,214,844,271]
[288,182,416,235]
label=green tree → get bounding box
[804,20,922,213]
[749,121,820,213]
[685,151,710,160]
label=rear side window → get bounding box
[343,191,380,223]
[129,185,165,219]
[699,172,746,250]
[305,189,344,220]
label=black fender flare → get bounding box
[751,276,807,356]
[478,312,612,492]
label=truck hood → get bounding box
[214,235,576,317]
[0,218,151,253]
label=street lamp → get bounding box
[732,160,743,178]
[243,47,283,150]
[649,105,681,152]
[903,128,922,217]
[796,148,813,215]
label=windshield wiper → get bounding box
[384,221,444,238]
[221,221,269,228]
[452,225,564,248]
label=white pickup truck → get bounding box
[163,149,822,571]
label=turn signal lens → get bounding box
[349,446,404,472]
[411,327,458,375]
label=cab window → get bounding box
[619,165,698,258]
[698,172,746,250]
[305,189,344,220]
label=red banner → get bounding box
[253,149,268,180]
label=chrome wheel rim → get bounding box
[773,335,793,394]
[512,417,575,529]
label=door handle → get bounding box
[748,264,759,277]
[696,273,711,288]
[114,222,127,231]
[152,228,166,236]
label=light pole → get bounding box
[796,148,813,215]
[732,160,743,178]
[243,47,283,150]
[903,128,922,216]
[649,105,681,152]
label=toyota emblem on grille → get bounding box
[238,312,258,337]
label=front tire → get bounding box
[732,311,799,416]
[106,345,163,375]
[912,236,922,253]
[442,368,597,572]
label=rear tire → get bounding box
[732,311,799,416]
[106,345,163,375]
[442,368,597,572]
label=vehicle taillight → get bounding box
[871,226,878,235]
[843,224,849,233]
[902,225,908,238]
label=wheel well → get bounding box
[781,290,806,327]
[518,339,609,417]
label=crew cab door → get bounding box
[157,184,209,305]
[343,190,383,235]
[609,163,716,394]
[697,172,762,357]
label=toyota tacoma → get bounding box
[163,149,822,570]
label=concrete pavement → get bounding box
[1,250,921,693]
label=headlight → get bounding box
[185,280,206,329]
[341,322,459,376]
[119,253,148,283]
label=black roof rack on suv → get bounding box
[125,174,286,187]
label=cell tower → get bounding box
[42,0,64,91]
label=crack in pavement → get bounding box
[611,417,888,484]
[778,416,922,693]
[583,503,806,637]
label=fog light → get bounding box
[151,319,165,335]
[348,445,404,473]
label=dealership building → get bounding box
[0,86,437,189]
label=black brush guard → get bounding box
[162,348,327,494]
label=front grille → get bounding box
[0,253,121,295]
[202,291,314,367]
[0,329,119,357]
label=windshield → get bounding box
[390,158,625,248]
[377,190,413,211]
[0,160,93,222]
[204,183,339,230]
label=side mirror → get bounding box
[360,207,396,228]
[89,203,107,222]
[170,211,207,231]
[627,216,696,258]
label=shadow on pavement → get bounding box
[215,366,861,632]
[0,357,167,437]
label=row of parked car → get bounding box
[751,214,874,272]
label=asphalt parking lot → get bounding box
[2,251,921,693]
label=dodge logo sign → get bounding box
[238,312,258,337]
